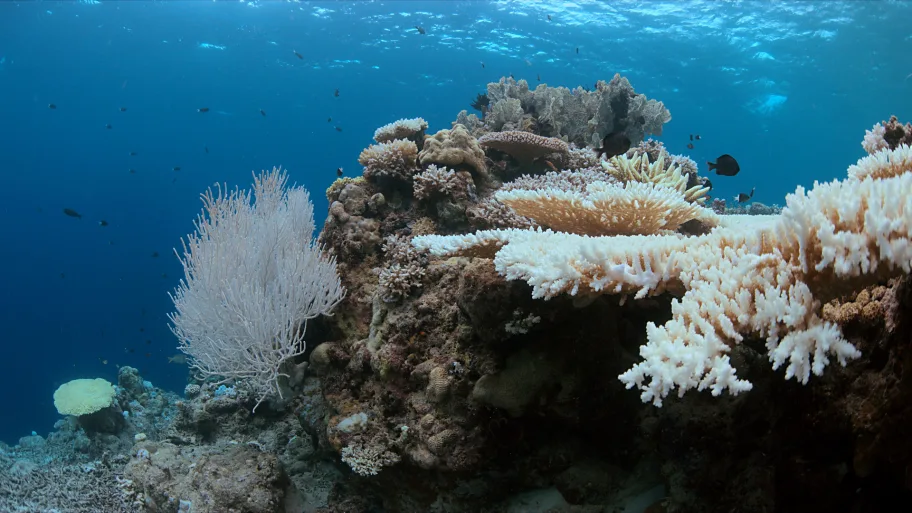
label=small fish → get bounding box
[575,47,579,54]
[735,187,755,203]
[327,117,332,123]
[259,109,266,117]
[687,143,694,149]
[105,123,112,129]
[481,62,485,68]
[63,208,82,219]
[172,166,181,171]
[547,14,552,21]
[543,160,558,172]
[204,146,209,154]
[708,154,740,176]
[128,348,136,354]
[129,151,137,156]
[415,25,426,35]
[162,273,167,278]
[197,107,209,113]
[99,358,108,365]
[119,107,127,112]
[334,88,340,97]
[146,339,152,345]
[595,131,631,160]
[139,327,144,332]
[294,50,304,59]
[510,73,514,79]
[695,135,702,140]
[537,73,541,81]
[151,251,159,258]
[60,273,65,279]
[129,168,136,174]
[168,354,187,365]
[336,167,344,177]
[689,134,693,141]
[703,178,713,191]
[48,103,57,109]
[99,220,108,227]
[335,126,343,132]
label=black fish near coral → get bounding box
[708,154,740,176]
[735,187,755,203]
[63,208,82,219]
[337,167,344,177]
[596,131,631,160]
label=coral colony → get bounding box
[5,76,912,512]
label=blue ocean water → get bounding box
[0,0,909,445]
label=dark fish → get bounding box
[128,348,136,353]
[204,146,209,153]
[695,135,702,140]
[139,327,144,332]
[481,62,485,68]
[197,107,209,113]
[336,167,344,177]
[105,123,112,129]
[63,208,82,219]
[146,339,152,344]
[129,169,136,174]
[327,117,332,122]
[129,151,137,156]
[735,187,755,203]
[510,73,514,79]
[161,273,167,278]
[415,25,426,35]
[575,47,579,54]
[595,131,631,160]
[259,109,266,117]
[703,178,713,190]
[119,107,127,112]
[537,73,541,81]
[689,134,693,141]
[687,143,694,149]
[99,220,108,227]
[294,51,304,59]
[151,252,159,258]
[48,103,57,109]
[547,14,552,21]
[172,166,181,171]
[334,89,340,97]
[335,126,343,132]
[60,273,65,279]
[708,154,740,176]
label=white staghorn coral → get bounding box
[414,144,912,406]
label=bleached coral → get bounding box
[501,167,615,194]
[359,139,419,181]
[495,181,713,236]
[603,152,709,204]
[341,442,400,476]
[414,144,912,406]
[847,144,912,181]
[478,131,569,166]
[373,117,428,144]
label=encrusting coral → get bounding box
[414,141,912,406]
[418,124,487,179]
[478,130,569,166]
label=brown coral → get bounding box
[419,125,488,179]
[478,130,569,166]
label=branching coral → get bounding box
[359,139,419,181]
[413,164,473,201]
[414,141,912,406]
[377,235,428,303]
[862,115,912,154]
[484,74,671,149]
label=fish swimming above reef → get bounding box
[293,51,304,59]
[63,208,81,219]
[337,167,344,177]
[708,154,740,176]
[595,131,631,160]
[415,25,426,35]
[734,187,755,203]
[167,354,187,365]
